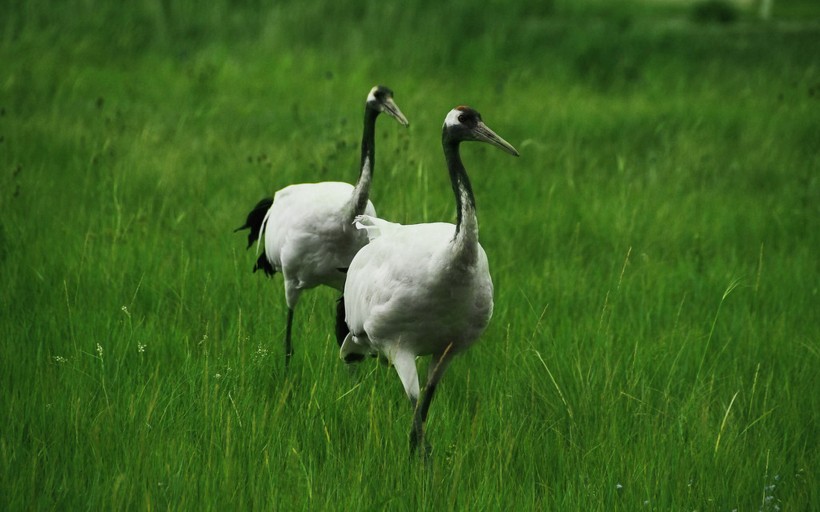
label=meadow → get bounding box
[1,0,818,509]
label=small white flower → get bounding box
[121,305,130,317]
[53,355,67,364]
[138,343,146,353]
[616,483,623,491]
[214,373,222,379]
[96,343,104,357]
[253,344,269,363]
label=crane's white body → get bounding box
[259,182,376,308]
[341,215,493,401]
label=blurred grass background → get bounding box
[1,0,818,510]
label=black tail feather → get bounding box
[253,252,276,277]
[235,197,274,249]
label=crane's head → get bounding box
[367,85,410,126]
[443,106,519,156]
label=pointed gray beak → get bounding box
[473,122,519,156]
[383,97,410,127]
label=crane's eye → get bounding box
[458,114,467,123]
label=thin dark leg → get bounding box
[409,382,438,454]
[410,350,453,455]
[285,308,294,367]
[334,295,351,348]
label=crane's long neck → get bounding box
[345,108,378,223]
[443,139,480,266]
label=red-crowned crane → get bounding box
[339,106,519,453]
[236,85,409,367]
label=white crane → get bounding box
[236,85,409,367]
[339,106,519,453]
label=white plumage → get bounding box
[343,217,493,365]
[340,106,519,452]
[260,182,374,298]
[237,85,409,366]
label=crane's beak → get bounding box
[383,97,410,127]
[473,122,519,156]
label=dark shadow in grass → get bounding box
[691,0,739,24]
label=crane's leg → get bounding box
[284,307,294,367]
[391,350,420,403]
[282,281,301,369]
[410,348,454,455]
[334,295,352,349]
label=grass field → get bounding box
[1,0,818,509]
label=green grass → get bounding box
[1,0,818,509]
